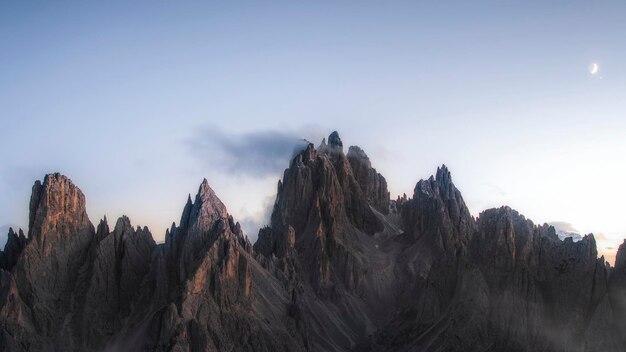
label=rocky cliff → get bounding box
[1,132,625,352]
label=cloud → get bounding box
[594,232,610,241]
[187,125,323,177]
[548,221,579,233]
[238,195,276,241]
[484,183,507,197]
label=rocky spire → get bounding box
[188,178,229,232]
[0,227,27,271]
[290,142,317,167]
[318,137,327,150]
[163,177,250,293]
[436,164,452,186]
[96,216,109,241]
[401,164,474,250]
[327,130,343,151]
[179,194,193,229]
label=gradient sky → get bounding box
[2,1,626,263]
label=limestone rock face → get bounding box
[80,216,156,347]
[254,132,402,350]
[466,207,617,351]
[258,135,386,278]
[142,178,304,352]
[1,132,626,352]
[8,174,95,346]
[0,174,306,352]
[400,165,474,250]
[347,146,390,214]
[374,166,477,350]
[168,179,233,283]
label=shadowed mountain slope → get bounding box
[1,132,625,352]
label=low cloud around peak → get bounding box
[187,125,326,178]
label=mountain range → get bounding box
[1,131,626,352]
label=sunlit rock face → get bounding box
[1,132,625,352]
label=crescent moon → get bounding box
[590,63,598,74]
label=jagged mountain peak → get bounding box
[96,217,109,241]
[581,232,598,247]
[414,164,460,198]
[187,178,229,231]
[319,137,327,149]
[2,136,626,352]
[0,227,26,271]
[291,141,317,166]
[29,173,91,240]
[293,132,351,162]
[346,145,368,159]
[328,130,343,150]
[113,215,133,233]
[477,204,521,220]
[6,227,16,239]
[415,164,453,191]
[346,145,373,170]
[179,193,193,228]
[199,177,212,194]
[197,178,223,206]
[436,163,452,185]
[402,165,474,252]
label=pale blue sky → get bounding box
[2,1,626,262]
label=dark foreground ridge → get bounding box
[2,132,626,352]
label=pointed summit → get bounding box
[436,164,452,186]
[319,137,327,150]
[328,131,343,150]
[96,216,110,240]
[196,179,226,211]
[403,165,473,249]
[347,145,370,165]
[179,194,193,229]
[114,215,133,234]
[0,227,27,271]
[199,178,212,195]
[291,142,317,166]
[188,178,229,233]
